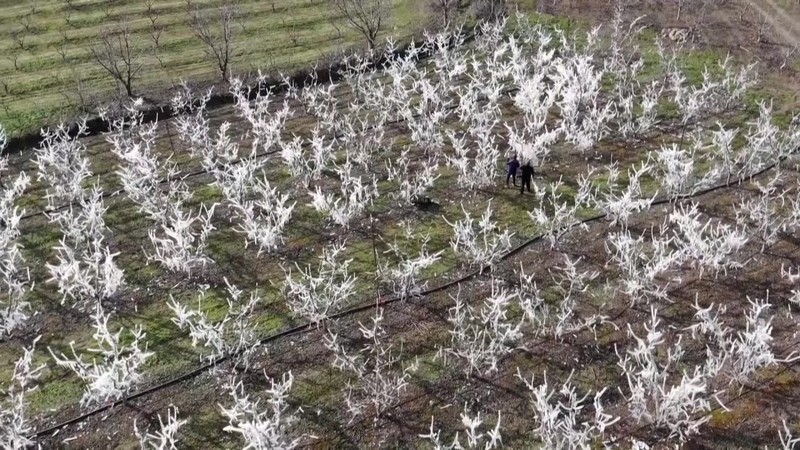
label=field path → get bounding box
[741,0,800,47]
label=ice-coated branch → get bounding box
[324,309,413,422]
[418,404,502,449]
[169,279,261,369]
[445,201,513,268]
[48,304,153,407]
[282,243,357,325]
[1,336,45,450]
[220,372,302,449]
[516,369,617,448]
[444,281,522,375]
[134,406,188,450]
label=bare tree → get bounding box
[90,23,143,97]
[144,0,164,49]
[19,14,34,34]
[101,0,116,19]
[429,0,459,30]
[472,0,506,23]
[283,18,300,46]
[330,0,388,52]
[755,14,771,43]
[8,30,26,71]
[187,0,238,83]
[57,28,70,62]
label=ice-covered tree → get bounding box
[0,337,45,449]
[49,305,153,407]
[134,406,188,450]
[219,372,302,449]
[445,202,513,268]
[282,243,357,325]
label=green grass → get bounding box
[0,0,427,138]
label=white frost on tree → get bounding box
[324,309,414,422]
[1,336,45,450]
[282,243,357,325]
[219,372,302,449]
[445,202,513,268]
[169,280,262,370]
[419,404,503,450]
[134,406,188,450]
[48,304,153,407]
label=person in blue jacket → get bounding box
[506,154,520,187]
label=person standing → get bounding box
[506,155,520,187]
[519,161,534,195]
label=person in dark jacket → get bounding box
[506,155,520,187]
[519,161,534,194]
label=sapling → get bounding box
[514,263,549,333]
[729,295,797,384]
[213,149,263,206]
[107,105,182,220]
[443,129,500,191]
[516,369,618,448]
[590,162,656,230]
[739,101,781,177]
[379,227,444,301]
[735,173,788,251]
[46,184,125,309]
[549,254,600,336]
[419,404,503,449]
[605,229,680,304]
[49,304,153,407]
[528,175,592,248]
[445,202,513,268]
[668,202,748,278]
[147,203,217,276]
[0,151,32,335]
[709,122,738,184]
[169,279,261,370]
[230,75,292,154]
[226,171,295,255]
[309,162,378,228]
[134,406,188,450]
[219,372,302,449]
[34,121,92,210]
[324,308,414,422]
[443,281,522,375]
[1,336,45,449]
[385,149,440,206]
[282,243,357,325]
[617,307,715,441]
